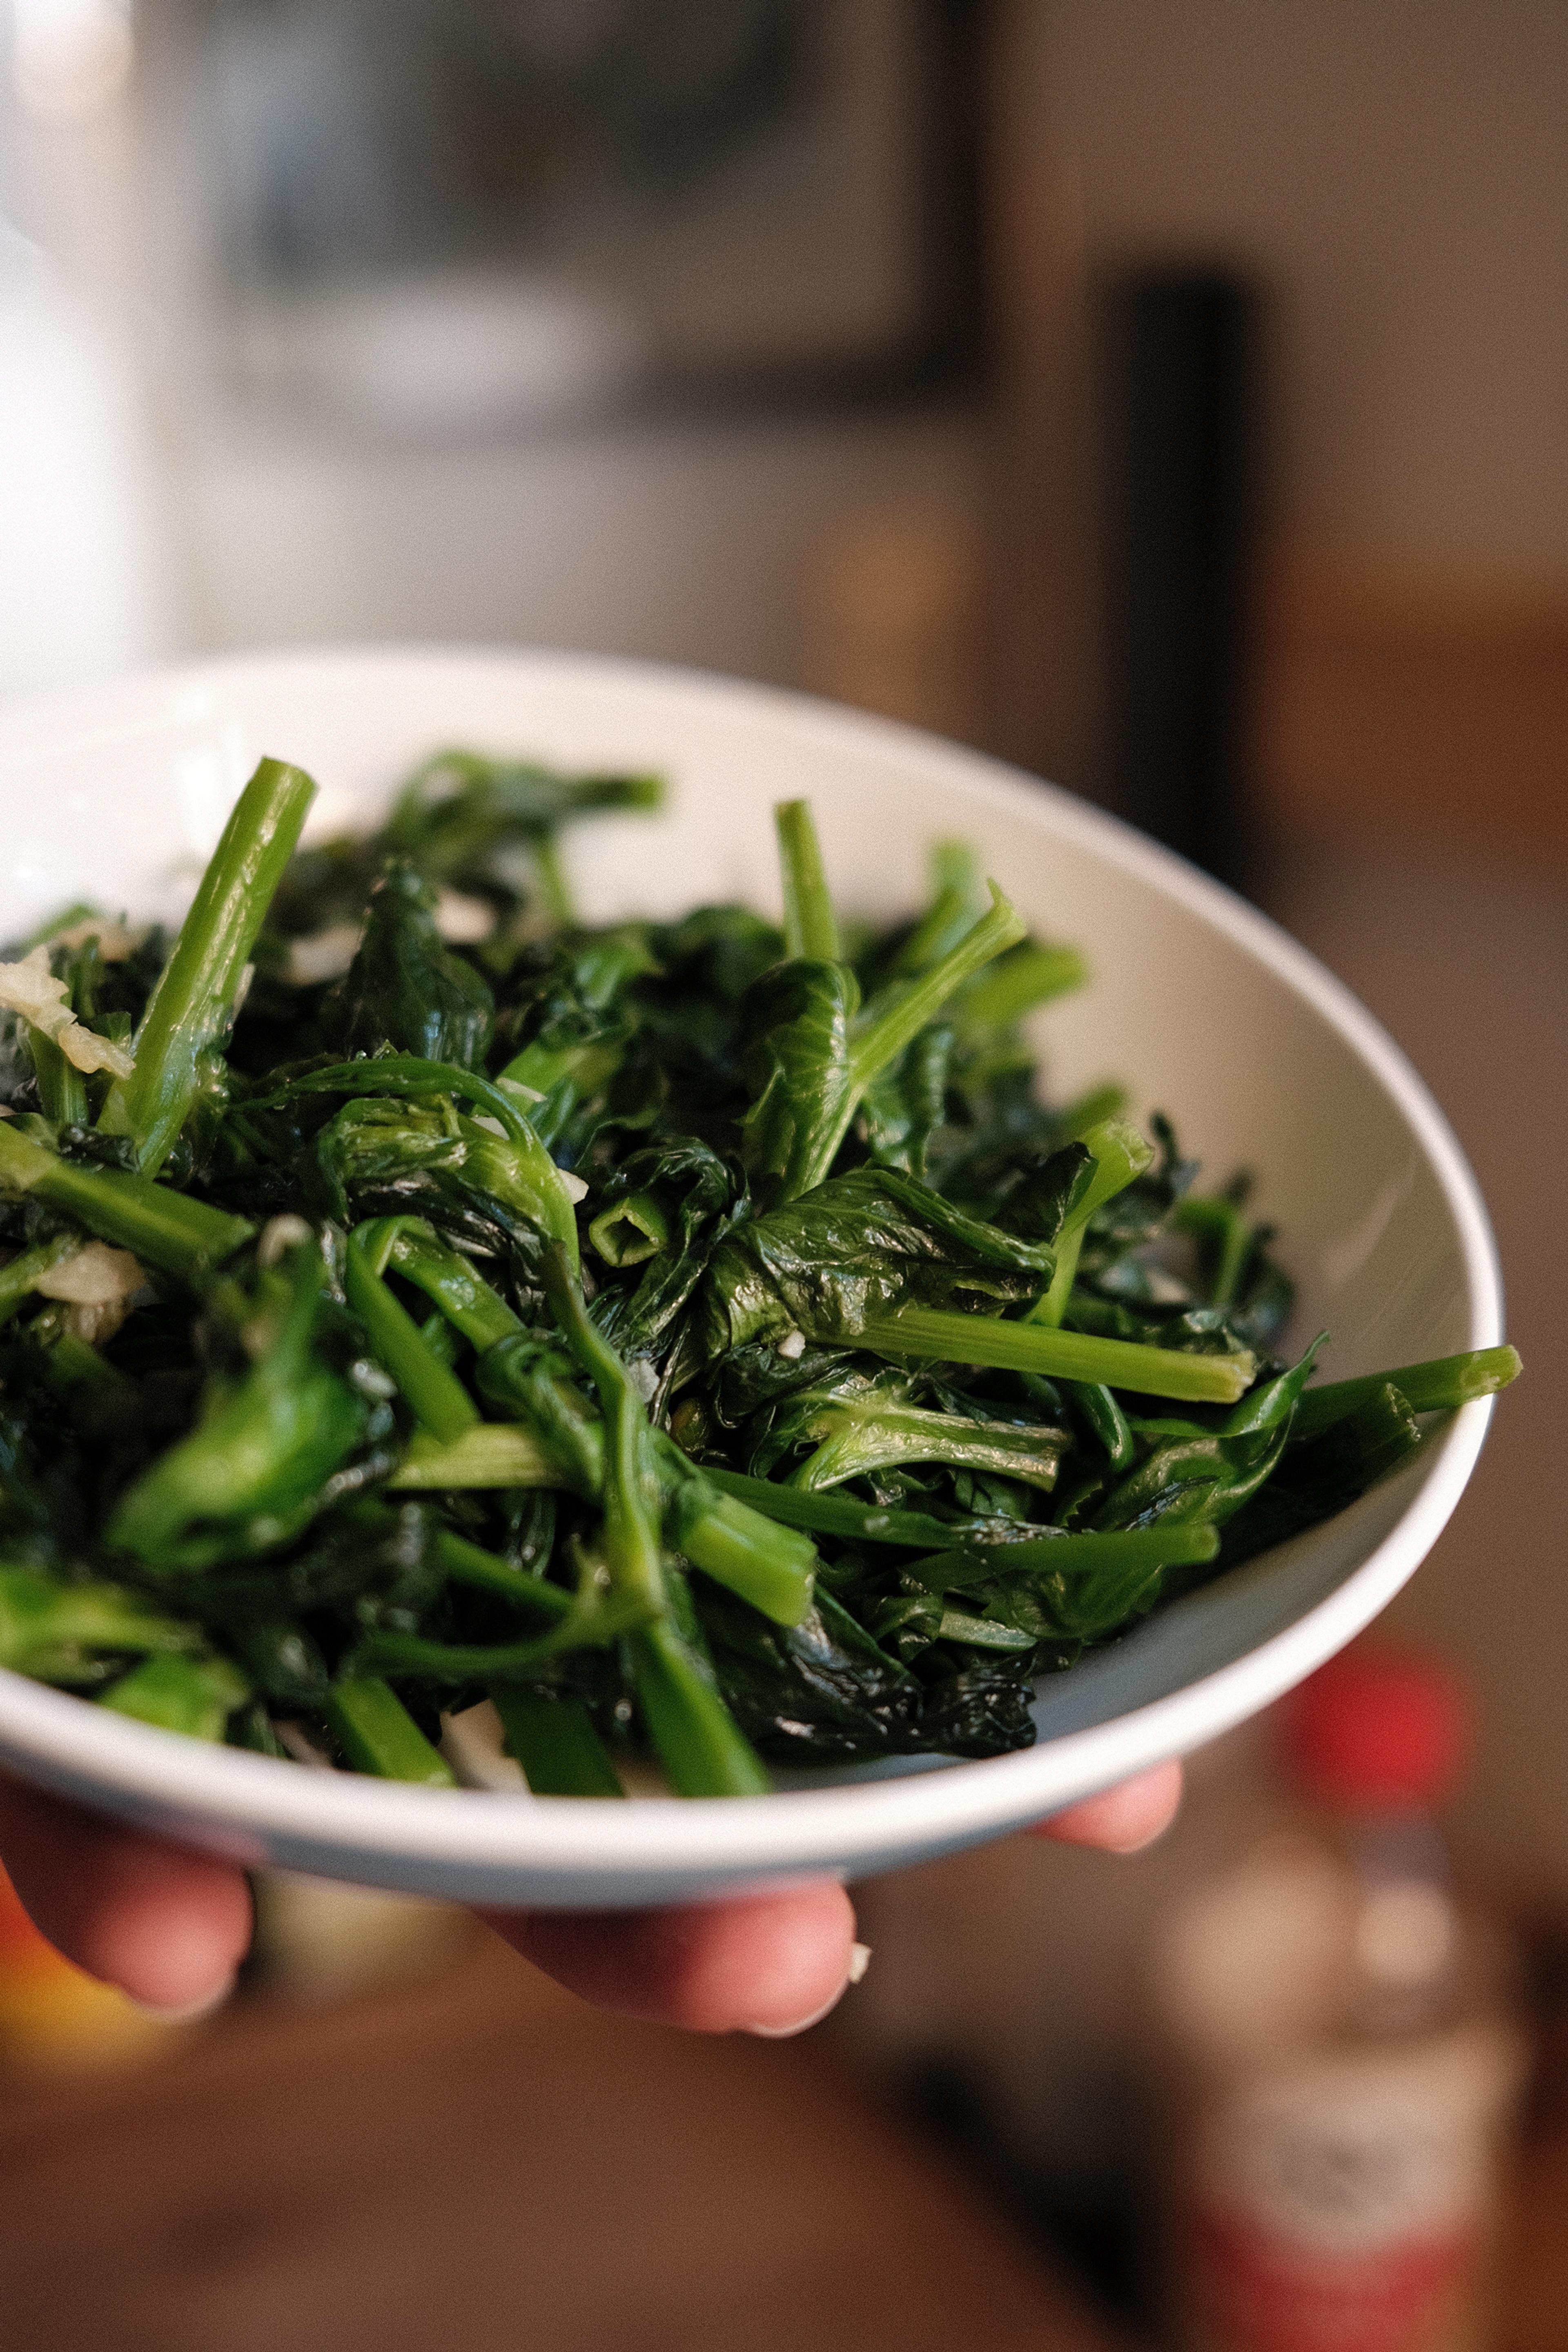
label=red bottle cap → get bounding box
[1277,1642,1472,1813]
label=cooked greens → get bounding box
[0,756,1519,1795]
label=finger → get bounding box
[486,1878,862,2037]
[1031,1759,1184,1853]
[0,1775,253,2012]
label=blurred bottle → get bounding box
[1152,1646,1528,2352]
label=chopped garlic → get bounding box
[439,1699,530,1793]
[34,1241,147,1346]
[777,1328,807,1360]
[45,915,143,962]
[434,888,496,944]
[0,946,135,1079]
[258,1214,315,1268]
[556,1167,588,1205]
[285,922,363,986]
[34,1241,144,1307]
[276,1721,338,1771]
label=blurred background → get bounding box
[0,4,1564,2348]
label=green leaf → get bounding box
[323,860,493,1069]
[0,1564,205,1685]
[107,1242,370,1570]
[739,958,860,1207]
[100,1652,252,1742]
[701,1164,1054,1356]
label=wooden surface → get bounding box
[1499,2130,1568,2352]
[0,1930,1121,2352]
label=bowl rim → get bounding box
[0,644,1503,1888]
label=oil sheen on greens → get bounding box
[0,751,1520,1797]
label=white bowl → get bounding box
[0,648,1502,1907]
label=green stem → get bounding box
[345,1222,480,1443]
[890,841,986,975]
[99,757,316,1173]
[14,901,99,953]
[540,1247,665,1617]
[860,1306,1257,1403]
[543,1250,766,1790]
[388,1423,558,1488]
[658,1451,816,1626]
[1292,1345,1522,1439]
[0,1119,252,1283]
[955,942,1087,1032]
[849,885,1027,1095]
[587,1189,669,1268]
[0,1233,84,1325]
[530,831,575,928]
[354,1607,649,1683]
[775,800,841,963]
[1029,1118,1155,1327]
[325,1678,457,1785]
[777,882,1030,1204]
[628,1618,771,1797]
[1061,1380,1138,1472]
[385,1223,525,1352]
[489,1687,625,1796]
[700,1467,986,1551]
[26,1027,87,1127]
[1173,1195,1254,1310]
[42,1327,129,1392]
[434,1528,572,1616]
[374,1224,816,1625]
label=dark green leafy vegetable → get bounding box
[323,861,494,1070]
[0,751,1521,1791]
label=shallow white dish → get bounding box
[0,648,1501,1907]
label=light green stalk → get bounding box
[1029,1117,1155,1327]
[860,1305,1256,1404]
[0,1118,252,1284]
[100,758,316,1172]
[776,799,841,962]
[1292,1345,1521,1439]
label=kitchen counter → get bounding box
[0,1928,1123,2352]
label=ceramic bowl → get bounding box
[0,648,1502,1905]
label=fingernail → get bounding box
[746,1942,872,2038]
[747,1984,847,2039]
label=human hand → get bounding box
[0,1760,1182,2034]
